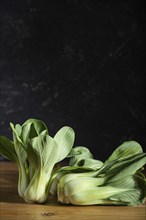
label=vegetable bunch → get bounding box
[0,118,146,206]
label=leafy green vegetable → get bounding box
[55,141,146,205]
[0,119,75,203]
[57,173,146,205]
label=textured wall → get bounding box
[0,0,146,161]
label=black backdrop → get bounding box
[0,0,146,161]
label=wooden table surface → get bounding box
[0,162,146,220]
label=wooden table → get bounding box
[0,162,146,220]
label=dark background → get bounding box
[0,0,146,161]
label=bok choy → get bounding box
[0,119,75,203]
[51,141,146,205]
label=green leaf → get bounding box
[108,174,141,189]
[10,122,23,144]
[69,146,103,170]
[54,126,75,163]
[106,141,143,163]
[105,153,146,183]
[69,146,93,165]
[15,124,22,137]
[109,174,146,206]
[20,123,33,146]
[0,135,17,162]
[22,118,48,136]
[109,189,143,206]
[79,158,103,170]
[30,134,59,172]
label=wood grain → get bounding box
[0,162,146,220]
